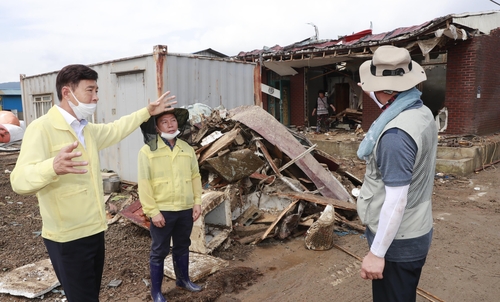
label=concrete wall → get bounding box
[310,136,500,177]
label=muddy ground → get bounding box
[1,136,500,302]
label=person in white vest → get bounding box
[356,45,438,302]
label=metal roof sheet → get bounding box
[237,10,500,59]
[0,89,21,95]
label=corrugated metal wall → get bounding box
[165,53,254,109]
[20,50,256,182]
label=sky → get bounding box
[0,0,499,83]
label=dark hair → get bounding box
[318,89,325,94]
[55,64,98,100]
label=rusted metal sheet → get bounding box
[274,192,357,212]
[205,148,264,182]
[120,191,232,254]
[254,64,262,107]
[119,199,150,230]
[153,45,167,98]
[236,15,457,60]
[230,106,353,202]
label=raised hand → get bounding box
[147,91,177,116]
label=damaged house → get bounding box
[236,10,500,136]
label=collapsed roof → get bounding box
[236,10,500,76]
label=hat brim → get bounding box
[140,108,190,151]
[359,60,427,92]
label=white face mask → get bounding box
[369,91,384,109]
[69,90,97,120]
[160,129,180,140]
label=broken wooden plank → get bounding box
[255,199,299,244]
[253,212,278,224]
[278,144,317,172]
[299,219,314,227]
[231,106,352,202]
[312,149,340,172]
[233,224,269,237]
[255,140,280,175]
[255,140,303,193]
[249,172,276,184]
[335,212,366,233]
[235,231,267,245]
[274,191,357,212]
[198,128,240,164]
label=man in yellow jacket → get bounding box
[10,64,177,302]
[138,108,202,302]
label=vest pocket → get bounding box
[358,188,374,225]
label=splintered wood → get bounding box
[189,105,363,246]
[122,105,364,251]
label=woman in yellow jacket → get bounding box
[138,108,202,302]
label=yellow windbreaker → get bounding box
[10,106,151,242]
[137,137,202,218]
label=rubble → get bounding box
[163,253,228,283]
[0,259,60,299]
[119,104,363,258]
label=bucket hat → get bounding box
[140,107,189,151]
[359,45,426,92]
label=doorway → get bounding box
[267,78,290,126]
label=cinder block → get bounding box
[235,205,261,226]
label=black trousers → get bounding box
[44,232,105,302]
[149,209,193,264]
[372,258,426,302]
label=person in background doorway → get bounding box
[356,45,437,301]
[10,64,177,302]
[311,89,335,133]
[138,108,202,302]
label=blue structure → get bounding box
[0,82,22,119]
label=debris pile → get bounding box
[333,108,362,130]
[120,105,365,253]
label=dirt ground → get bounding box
[1,137,500,302]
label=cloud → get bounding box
[0,0,498,82]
